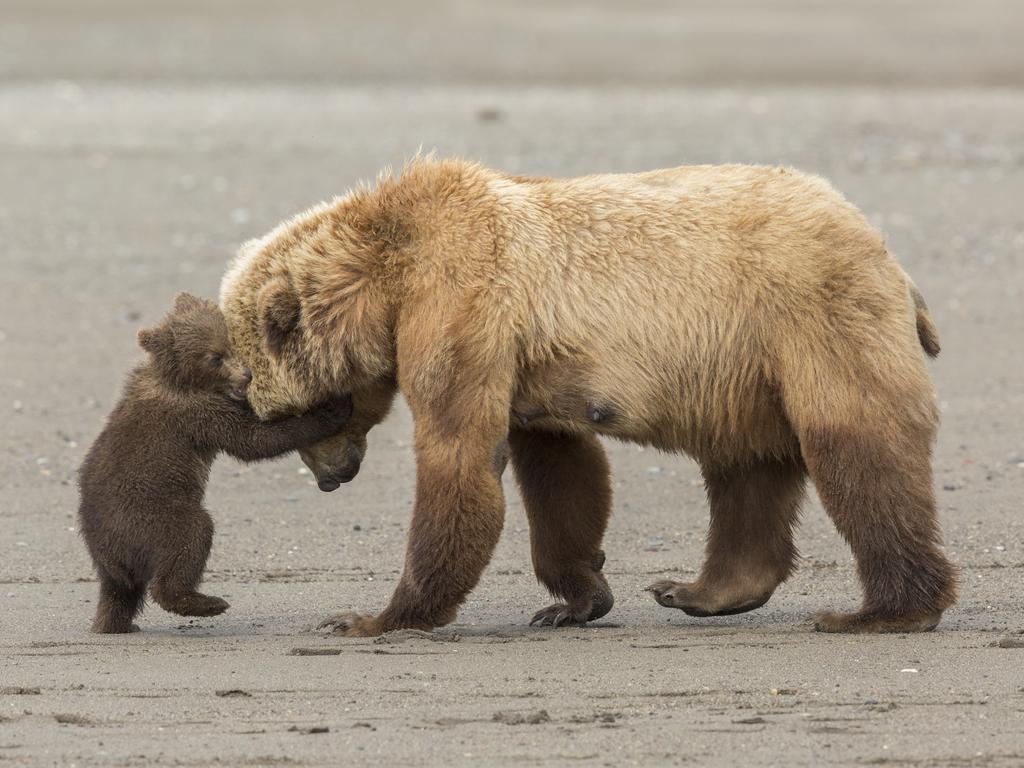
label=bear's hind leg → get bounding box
[801,425,957,633]
[149,510,229,618]
[509,428,614,627]
[92,574,146,633]
[648,456,805,617]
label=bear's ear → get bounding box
[258,278,301,360]
[173,292,204,313]
[137,325,171,354]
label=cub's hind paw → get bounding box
[317,611,382,637]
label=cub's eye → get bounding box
[209,354,224,368]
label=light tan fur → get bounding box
[220,158,956,635]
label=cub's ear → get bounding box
[137,325,171,354]
[258,278,301,360]
[173,292,204,313]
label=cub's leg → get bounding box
[508,428,614,627]
[92,572,146,633]
[648,456,805,616]
[149,509,229,618]
[800,422,957,633]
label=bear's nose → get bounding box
[242,367,252,382]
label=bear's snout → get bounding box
[310,443,362,491]
[301,437,363,492]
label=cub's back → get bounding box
[78,374,212,519]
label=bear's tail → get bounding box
[909,283,940,358]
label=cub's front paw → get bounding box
[316,611,382,637]
[313,394,354,427]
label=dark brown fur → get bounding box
[800,426,957,632]
[509,428,614,627]
[78,294,352,633]
[648,457,806,616]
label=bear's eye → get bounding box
[209,354,224,368]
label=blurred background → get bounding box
[4,0,1023,86]
[2,3,1023,765]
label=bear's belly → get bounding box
[511,360,798,465]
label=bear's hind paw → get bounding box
[813,610,942,634]
[646,579,772,617]
[316,611,382,637]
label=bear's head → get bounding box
[137,292,253,403]
[219,196,400,489]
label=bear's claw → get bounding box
[530,604,587,627]
[646,579,772,617]
[530,568,615,628]
[316,611,382,637]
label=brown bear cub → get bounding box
[78,293,352,633]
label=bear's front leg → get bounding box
[508,428,614,627]
[319,404,508,637]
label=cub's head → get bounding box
[138,293,252,402]
[219,196,400,487]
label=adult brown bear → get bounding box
[219,158,956,636]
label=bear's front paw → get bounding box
[530,603,588,628]
[530,572,615,628]
[316,611,382,637]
